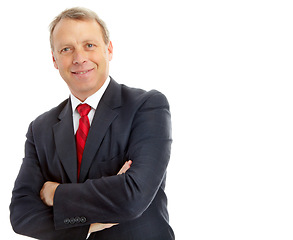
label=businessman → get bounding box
[10,7,174,240]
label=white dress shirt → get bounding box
[70,76,111,134]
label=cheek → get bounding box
[91,50,108,65]
[94,56,108,70]
[56,59,71,73]
[55,61,72,83]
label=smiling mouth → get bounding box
[72,69,94,75]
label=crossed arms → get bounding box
[40,160,133,234]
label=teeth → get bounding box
[75,70,89,74]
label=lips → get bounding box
[71,69,94,75]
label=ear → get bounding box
[52,51,59,69]
[107,41,113,61]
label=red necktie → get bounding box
[76,104,91,181]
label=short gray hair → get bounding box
[49,7,110,50]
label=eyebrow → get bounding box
[82,39,99,44]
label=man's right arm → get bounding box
[10,122,89,240]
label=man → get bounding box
[10,7,174,240]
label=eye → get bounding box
[60,47,71,53]
[86,43,96,49]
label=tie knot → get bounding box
[77,104,91,117]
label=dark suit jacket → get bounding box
[10,78,174,240]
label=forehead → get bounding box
[52,18,103,47]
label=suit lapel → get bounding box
[79,79,121,182]
[53,99,78,183]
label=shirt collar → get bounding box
[70,76,111,113]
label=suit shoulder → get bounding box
[32,99,69,127]
[108,78,169,108]
[120,84,169,106]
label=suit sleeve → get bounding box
[53,91,172,229]
[10,122,89,240]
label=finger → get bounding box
[90,223,119,233]
[40,186,44,200]
[103,223,119,229]
[117,160,132,175]
[117,163,128,175]
[120,160,132,174]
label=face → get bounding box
[51,18,113,101]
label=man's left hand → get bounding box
[40,181,60,206]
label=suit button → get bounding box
[64,218,70,224]
[80,217,87,223]
[74,217,81,223]
[70,217,75,224]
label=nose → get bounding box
[73,49,87,65]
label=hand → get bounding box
[88,160,132,234]
[88,223,119,234]
[117,160,132,175]
[40,181,60,207]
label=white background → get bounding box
[1,0,293,239]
